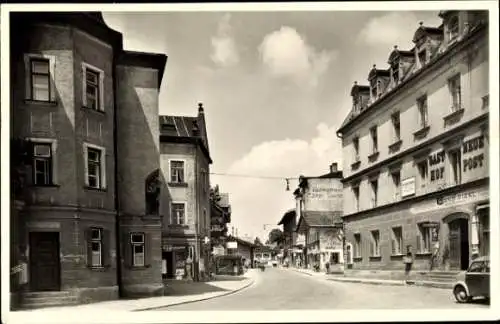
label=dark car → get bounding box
[453,256,490,303]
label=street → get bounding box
[153,267,489,310]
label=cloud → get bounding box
[212,123,342,242]
[210,13,240,67]
[357,12,420,48]
[259,26,337,88]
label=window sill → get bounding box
[24,99,58,106]
[388,140,403,153]
[369,255,382,261]
[130,265,152,270]
[30,184,60,188]
[413,125,430,140]
[415,252,432,257]
[443,108,464,126]
[368,151,379,162]
[353,257,363,262]
[168,182,188,188]
[82,106,105,115]
[390,254,405,259]
[84,186,107,192]
[350,160,361,171]
[88,265,110,271]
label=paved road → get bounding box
[154,267,489,310]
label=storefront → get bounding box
[162,244,195,280]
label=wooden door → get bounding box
[448,221,461,270]
[29,232,60,291]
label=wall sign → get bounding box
[401,177,416,197]
[428,150,445,182]
[462,134,485,173]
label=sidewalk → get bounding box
[13,269,258,313]
[288,267,452,289]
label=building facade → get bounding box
[277,209,298,265]
[9,12,167,308]
[159,104,212,281]
[337,10,489,273]
[294,163,344,271]
[210,187,231,257]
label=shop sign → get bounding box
[437,190,488,206]
[227,241,237,249]
[428,150,445,182]
[462,134,486,173]
[401,177,416,197]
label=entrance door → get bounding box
[448,219,469,270]
[29,232,60,291]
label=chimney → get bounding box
[198,102,204,114]
[330,163,338,173]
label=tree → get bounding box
[254,237,263,246]
[268,229,284,245]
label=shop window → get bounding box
[370,230,380,257]
[391,227,403,255]
[449,149,462,185]
[417,224,432,253]
[131,233,145,267]
[354,233,361,258]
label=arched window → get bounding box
[145,169,161,215]
[448,16,459,41]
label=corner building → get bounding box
[10,12,167,308]
[337,11,489,274]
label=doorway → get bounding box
[162,251,174,279]
[448,218,470,270]
[29,232,61,291]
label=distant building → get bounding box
[294,163,344,271]
[277,209,297,264]
[210,187,231,256]
[9,12,167,308]
[337,10,489,274]
[159,103,212,281]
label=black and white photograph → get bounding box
[1,2,498,323]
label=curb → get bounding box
[327,278,452,289]
[133,277,256,311]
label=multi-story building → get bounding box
[277,209,297,264]
[294,163,344,271]
[159,104,212,281]
[210,187,231,256]
[9,12,167,308]
[337,10,489,274]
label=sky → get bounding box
[103,9,442,242]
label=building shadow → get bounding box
[162,280,228,296]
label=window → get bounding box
[82,63,104,111]
[370,126,378,153]
[370,179,378,208]
[391,227,403,255]
[370,230,380,257]
[480,209,489,257]
[391,170,401,201]
[131,233,145,267]
[85,69,100,110]
[449,149,462,185]
[391,63,399,85]
[448,16,459,42]
[30,58,51,101]
[468,261,484,273]
[448,74,462,111]
[391,112,401,141]
[353,137,360,161]
[417,95,428,128]
[83,143,106,190]
[418,50,427,66]
[482,95,489,109]
[417,224,432,253]
[90,228,103,267]
[170,161,185,183]
[87,148,102,189]
[33,143,53,185]
[354,233,361,258]
[171,203,186,225]
[352,185,360,212]
[417,160,428,188]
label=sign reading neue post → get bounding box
[401,177,416,198]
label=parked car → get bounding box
[453,256,490,303]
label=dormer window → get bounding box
[391,62,400,85]
[370,80,377,100]
[418,50,427,67]
[448,16,459,42]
